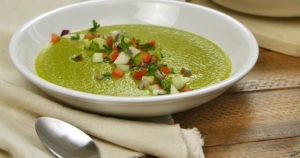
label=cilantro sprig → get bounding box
[89,20,100,32]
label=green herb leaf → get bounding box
[139,43,155,51]
[102,72,112,79]
[119,36,130,51]
[147,63,159,76]
[70,33,80,40]
[88,41,100,52]
[89,20,100,32]
[161,78,172,92]
[99,45,112,53]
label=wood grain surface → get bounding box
[174,49,300,158]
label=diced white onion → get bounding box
[114,52,130,65]
[92,53,103,63]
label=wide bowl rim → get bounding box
[9,0,258,104]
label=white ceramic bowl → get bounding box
[9,0,258,117]
[211,0,300,17]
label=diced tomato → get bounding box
[110,51,119,62]
[133,68,147,80]
[106,36,113,47]
[112,68,125,78]
[84,33,98,39]
[181,86,193,92]
[142,52,151,63]
[131,38,138,47]
[51,33,60,43]
[160,66,171,76]
[147,40,156,48]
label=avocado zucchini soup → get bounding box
[35,20,231,96]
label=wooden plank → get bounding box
[229,50,300,92]
[174,88,300,146]
[204,136,300,158]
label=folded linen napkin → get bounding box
[0,80,204,158]
[0,0,204,157]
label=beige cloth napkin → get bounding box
[0,0,204,158]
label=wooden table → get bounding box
[174,48,300,157]
[172,1,300,157]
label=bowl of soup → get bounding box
[9,0,258,117]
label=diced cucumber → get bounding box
[172,75,185,90]
[142,76,155,84]
[93,38,106,49]
[170,84,179,94]
[153,49,163,61]
[133,53,142,66]
[124,37,131,44]
[92,53,103,62]
[114,52,130,65]
[116,64,130,72]
[128,46,141,58]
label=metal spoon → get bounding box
[35,117,100,158]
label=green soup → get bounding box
[35,24,231,96]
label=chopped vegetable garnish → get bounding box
[181,67,192,77]
[133,68,147,80]
[50,20,194,95]
[70,33,80,40]
[85,33,98,39]
[160,78,172,92]
[51,33,60,43]
[60,29,70,36]
[181,86,193,92]
[89,20,100,32]
[160,66,171,76]
[106,36,113,47]
[112,68,125,78]
[141,52,151,64]
[147,40,156,48]
[110,51,119,62]
[71,54,83,62]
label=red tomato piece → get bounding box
[181,86,193,92]
[133,68,147,80]
[51,33,60,43]
[106,36,113,47]
[110,51,119,62]
[147,40,156,48]
[84,33,98,39]
[160,66,171,76]
[142,52,151,63]
[112,68,125,78]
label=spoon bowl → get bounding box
[35,117,100,158]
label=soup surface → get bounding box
[35,24,231,96]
